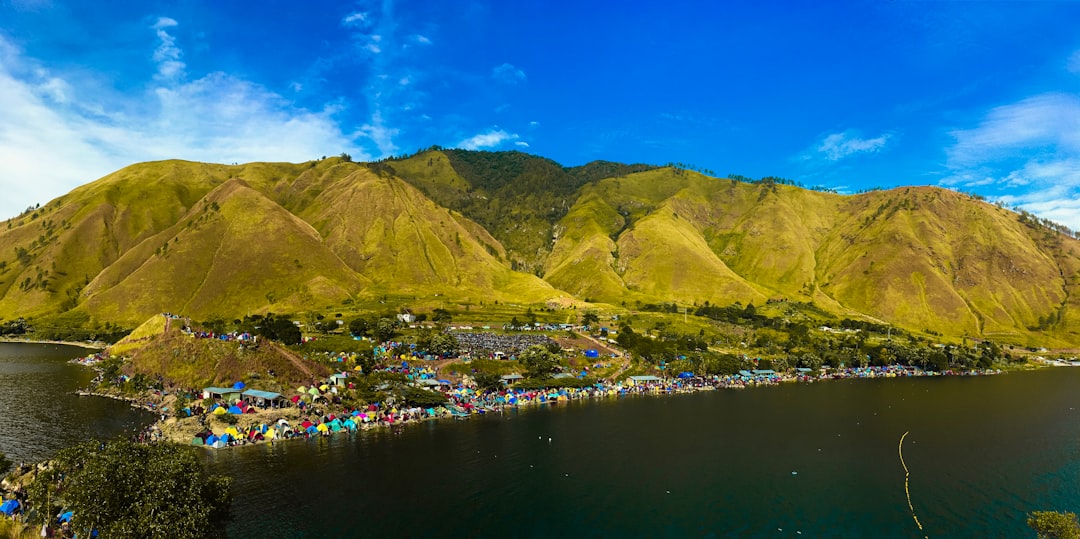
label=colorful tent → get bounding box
[227,405,244,415]
[212,407,227,415]
[0,499,19,516]
[232,381,245,390]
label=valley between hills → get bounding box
[1,149,1078,349]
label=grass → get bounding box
[2,155,1080,348]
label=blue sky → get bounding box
[1,1,1079,230]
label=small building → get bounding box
[329,373,349,387]
[626,375,662,386]
[241,389,285,407]
[751,369,777,376]
[397,313,416,324]
[203,387,242,402]
[500,373,525,384]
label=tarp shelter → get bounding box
[58,511,73,523]
[0,499,19,516]
[203,387,242,402]
[242,389,284,407]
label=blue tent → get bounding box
[585,349,599,358]
[0,499,18,516]
[678,372,694,379]
[232,381,245,390]
[58,511,73,523]
[227,405,244,414]
[305,425,319,434]
[205,434,220,445]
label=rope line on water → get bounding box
[899,431,929,539]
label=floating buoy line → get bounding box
[899,431,929,538]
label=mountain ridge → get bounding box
[1,150,1077,347]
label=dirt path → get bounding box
[265,341,316,380]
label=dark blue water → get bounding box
[205,369,1080,538]
[0,342,156,464]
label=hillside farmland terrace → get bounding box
[1,150,1078,347]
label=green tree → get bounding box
[581,311,600,327]
[348,317,371,337]
[1028,511,1080,539]
[431,308,453,323]
[520,345,558,378]
[27,440,231,538]
[401,386,448,407]
[429,333,459,357]
[472,372,503,391]
[374,318,396,343]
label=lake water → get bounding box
[3,342,1077,537]
[206,368,1080,538]
[0,342,156,465]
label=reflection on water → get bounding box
[0,343,156,464]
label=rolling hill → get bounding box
[1,150,1077,347]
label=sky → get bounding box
[1,1,1079,230]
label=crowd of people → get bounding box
[452,332,556,358]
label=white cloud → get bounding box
[152,17,185,81]
[815,130,891,161]
[947,93,1080,166]
[414,35,432,45]
[359,110,398,157]
[342,12,369,27]
[944,91,1080,232]
[1069,50,1080,74]
[457,129,519,150]
[0,33,370,220]
[514,141,529,148]
[492,63,526,84]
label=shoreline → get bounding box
[0,337,105,350]
[79,363,1010,452]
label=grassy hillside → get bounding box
[2,153,1079,348]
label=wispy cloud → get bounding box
[1068,50,1080,74]
[457,129,519,150]
[947,93,1080,166]
[413,35,432,45]
[492,63,526,84]
[342,11,369,27]
[944,91,1080,231]
[0,30,369,219]
[813,130,892,161]
[152,17,185,81]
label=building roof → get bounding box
[204,387,238,394]
[241,389,283,400]
[417,379,442,387]
[500,374,525,381]
[751,369,777,375]
[552,373,575,379]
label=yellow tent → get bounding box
[316,423,329,433]
[265,428,276,440]
[225,427,240,438]
[212,407,227,415]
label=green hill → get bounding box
[1,151,1078,347]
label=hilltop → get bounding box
[1,150,1078,347]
